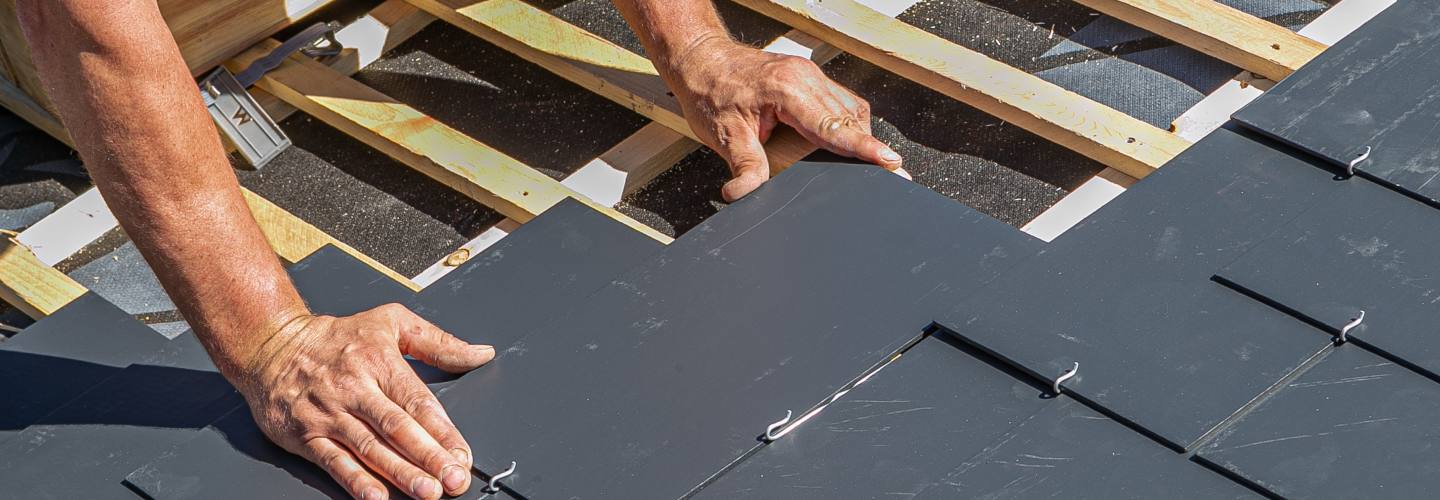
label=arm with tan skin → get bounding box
[612,0,905,201]
[17,2,489,499]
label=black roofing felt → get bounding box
[1233,1,1440,201]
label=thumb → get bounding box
[718,128,773,203]
[399,316,495,373]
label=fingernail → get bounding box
[474,345,495,353]
[451,448,471,467]
[441,464,467,492]
[880,146,902,163]
[360,487,385,500]
[411,476,440,499]
[895,167,913,181]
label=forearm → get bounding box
[612,0,734,82]
[17,0,307,379]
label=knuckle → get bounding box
[340,342,366,358]
[353,431,381,458]
[317,447,348,471]
[378,409,412,437]
[334,375,367,395]
[423,447,454,470]
[400,391,437,416]
[347,477,372,498]
[379,303,407,315]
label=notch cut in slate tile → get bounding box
[1217,177,1440,378]
[0,293,193,444]
[0,363,240,499]
[438,163,1041,499]
[937,128,1344,451]
[126,202,663,500]
[1197,346,1440,498]
[1232,1,1440,201]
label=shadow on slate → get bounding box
[0,293,216,446]
[0,357,239,499]
[436,162,1042,499]
[1216,177,1440,379]
[936,127,1348,452]
[694,333,1255,499]
[1232,1,1440,202]
[1197,346,1440,498]
[124,201,662,500]
[0,246,422,498]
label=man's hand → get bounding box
[665,36,905,201]
[20,3,494,496]
[237,304,495,500]
[613,0,905,202]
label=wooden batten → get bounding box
[227,39,672,243]
[733,0,1192,180]
[1073,0,1327,80]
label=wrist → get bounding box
[213,306,314,393]
[658,32,743,91]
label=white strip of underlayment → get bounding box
[16,188,118,266]
[1020,0,1395,243]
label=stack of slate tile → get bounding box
[5,3,1440,497]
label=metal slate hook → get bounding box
[764,410,793,442]
[1347,146,1372,177]
[483,461,517,494]
[1338,310,1366,344]
[1052,362,1079,395]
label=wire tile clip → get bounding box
[1346,146,1372,177]
[1338,310,1365,344]
[483,461,516,494]
[763,410,793,442]
[1052,362,1079,396]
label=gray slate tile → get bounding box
[692,334,1053,499]
[126,201,663,499]
[698,335,1255,500]
[438,163,1041,498]
[1197,346,1440,498]
[0,293,200,444]
[1218,177,1440,377]
[289,245,418,317]
[937,128,1341,450]
[0,363,240,499]
[1232,2,1440,201]
[411,197,665,358]
[913,388,1254,499]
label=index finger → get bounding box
[778,94,902,171]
